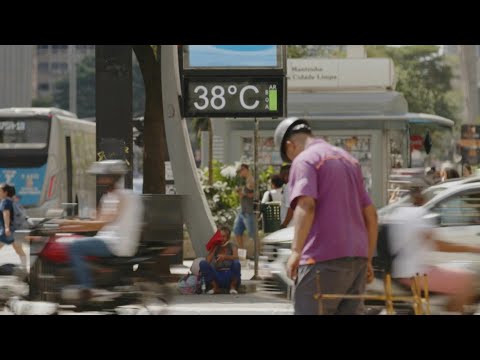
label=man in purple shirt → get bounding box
[274,118,378,315]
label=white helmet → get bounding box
[274,117,312,162]
[87,160,129,175]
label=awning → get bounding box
[287,91,408,117]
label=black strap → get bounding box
[268,191,273,202]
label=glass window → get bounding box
[432,190,480,226]
[0,119,50,149]
[38,62,49,72]
[38,83,49,91]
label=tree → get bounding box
[32,96,54,107]
[288,45,347,59]
[53,55,146,119]
[366,45,460,122]
[132,45,166,194]
[287,45,309,58]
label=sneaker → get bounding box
[206,289,215,295]
[229,289,238,295]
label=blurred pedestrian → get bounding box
[261,174,283,204]
[233,164,255,249]
[463,164,473,177]
[0,183,27,268]
[57,160,144,301]
[390,184,480,314]
[441,168,460,181]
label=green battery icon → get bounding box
[268,89,278,111]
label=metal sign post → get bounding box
[253,117,259,278]
[178,45,287,278]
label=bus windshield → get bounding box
[0,118,50,149]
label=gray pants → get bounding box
[293,257,367,315]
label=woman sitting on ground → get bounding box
[200,226,241,295]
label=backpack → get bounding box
[12,202,29,230]
[177,273,202,295]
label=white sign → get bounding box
[287,58,395,91]
[165,161,174,181]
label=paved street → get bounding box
[0,242,293,315]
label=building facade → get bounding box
[34,45,95,100]
[0,45,34,108]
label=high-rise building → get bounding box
[0,45,34,108]
[443,45,480,123]
[35,45,95,100]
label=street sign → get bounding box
[183,77,284,118]
[179,45,286,118]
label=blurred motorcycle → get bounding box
[23,216,177,312]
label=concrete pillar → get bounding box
[95,45,133,199]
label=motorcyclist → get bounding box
[56,160,144,301]
[389,178,480,314]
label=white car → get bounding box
[379,176,480,218]
[261,181,480,296]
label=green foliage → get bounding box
[288,45,346,59]
[258,165,276,198]
[150,45,159,61]
[53,55,146,118]
[32,96,54,107]
[287,45,309,58]
[366,45,460,123]
[53,56,96,118]
[191,117,209,145]
[197,161,282,228]
[197,160,240,228]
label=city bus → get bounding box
[0,108,96,217]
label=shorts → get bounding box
[0,231,15,245]
[233,212,256,238]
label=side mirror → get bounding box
[423,213,441,226]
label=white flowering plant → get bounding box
[199,160,240,228]
[199,161,280,228]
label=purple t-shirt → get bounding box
[289,138,372,265]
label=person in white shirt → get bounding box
[58,160,144,301]
[390,184,480,313]
[261,174,283,204]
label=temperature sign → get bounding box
[183,77,285,118]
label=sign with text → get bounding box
[183,77,284,118]
[180,45,286,118]
[287,58,395,91]
[0,165,47,206]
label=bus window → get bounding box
[0,118,50,149]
